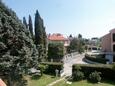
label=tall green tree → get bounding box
[28,15,33,37]
[67,34,85,53]
[0,1,38,86]
[34,10,47,61]
[78,34,82,39]
[67,37,78,53]
[23,17,28,29]
[42,26,47,49]
[34,10,43,45]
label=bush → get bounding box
[89,71,101,83]
[73,64,115,80]
[72,71,84,81]
[85,54,108,64]
[112,63,115,70]
[41,62,63,75]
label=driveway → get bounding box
[63,53,88,76]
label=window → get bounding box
[113,33,115,42]
[113,44,115,52]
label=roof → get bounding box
[109,28,115,32]
[0,79,6,86]
[48,33,67,41]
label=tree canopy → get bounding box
[0,1,38,85]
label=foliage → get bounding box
[72,71,84,81]
[48,43,64,62]
[23,17,28,29]
[78,34,82,39]
[28,15,33,37]
[41,62,63,75]
[89,71,101,83]
[34,10,43,45]
[85,54,108,64]
[36,44,47,62]
[112,63,115,70]
[67,34,85,53]
[67,38,78,53]
[73,64,115,80]
[34,10,47,61]
[0,1,38,86]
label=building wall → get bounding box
[101,33,111,52]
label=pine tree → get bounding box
[28,15,33,37]
[23,17,28,29]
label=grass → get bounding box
[26,74,60,86]
[54,80,115,86]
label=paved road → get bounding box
[63,53,87,76]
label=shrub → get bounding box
[74,65,81,71]
[85,54,108,64]
[112,63,115,70]
[89,71,101,83]
[41,62,63,75]
[73,64,115,80]
[72,71,84,81]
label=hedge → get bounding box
[85,54,108,64]
[40,62,63,75]
[73,64,115,80]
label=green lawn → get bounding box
[54,80,115,86]
[26,74,60,86]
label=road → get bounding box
[62,53,87,76]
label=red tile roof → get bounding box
[48,33,67,41]
[0,79,6,86]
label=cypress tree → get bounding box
[43,27,47,48]
[34,10,43,45]
[34,10,47,61]
[28,15,33,37]
[23,17,28,29]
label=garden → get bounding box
[53,64,115,86]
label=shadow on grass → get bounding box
[31,75,41,80]
[43,73,58,78]
[70,78,115,86]
[101,79,115,85]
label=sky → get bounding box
[2,0,115,38]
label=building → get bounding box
[101,28,115,63]
[47,33,70,54]
[48,33,70,46]
[86,37,101,54]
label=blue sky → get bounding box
[3,0,115,38]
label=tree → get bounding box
[43,28,47,47]
[67,34,85,53]
[34,10,47,61]
[34,10,43,45]
[78,34,82,39]
[67,37,78,53]
[28,15,33,37]
[23,17,28,29]
[0,1,38,86]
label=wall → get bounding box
[101,33,111,52]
